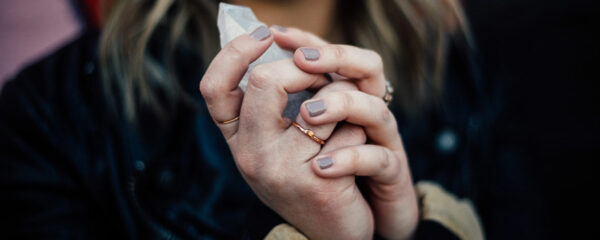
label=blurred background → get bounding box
[0,0,82,85]
[0,0,597,238]
[466,0,597,238]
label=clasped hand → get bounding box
[200,26,418,240]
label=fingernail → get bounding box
[317,157,334,169]
[306,100,326,117]
[250,26,271,41]
[300,48,320,61]
[271,24,287,32]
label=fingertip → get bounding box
[312,156,335,176]
[298,103,312,124]
[222,27,274,62]
[299,100,326,125]
[270,24,288,33]
[249,25,273,41]
[294,47,326,74]
[234,27,274,52]
[295,47,321,61]
[293,49,306,65]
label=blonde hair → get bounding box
[100,0,471,121]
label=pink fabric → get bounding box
[0,0,82,89]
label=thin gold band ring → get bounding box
[216,116,240,125]
[291,121,325,145]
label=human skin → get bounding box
[199,25,418,239]
[282,28,420,239]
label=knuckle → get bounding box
[379,148,392,169]
[311,192,335,207]
[339,91,355,111]
[235,150,287,188]
[199,78,210,96]
[352,49,384,80]
[248,65,275,90]
[380,106,393,123]
[348,147,361,171]
[396,150,407,166]
[372,96,393,123]
[304,184,342,207]
[388,151,403,179]
[224,41,246,64]
[237,161,260,181]
[330,45,346,60]
[235,154,264,182]
[262,172,286,189]
[199,78,219,100]
[368,49,384,72]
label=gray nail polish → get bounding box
[301,48,320,61]
[250,26,271,41]
[317,157,334,169]
[272,25,288,32]
[306,100,326,117]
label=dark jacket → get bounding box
[0,30,488,239]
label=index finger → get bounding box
[293,45,386,97]
[270,26,329,50]
[199,26,273,139]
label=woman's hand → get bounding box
[302,89,419,240]
[276,27,420,239]
[199,26,374,239]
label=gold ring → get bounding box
[291,121,325,145]
[382,80,394,106]
[216,116,240,125]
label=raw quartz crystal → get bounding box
[217,2,313,119]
